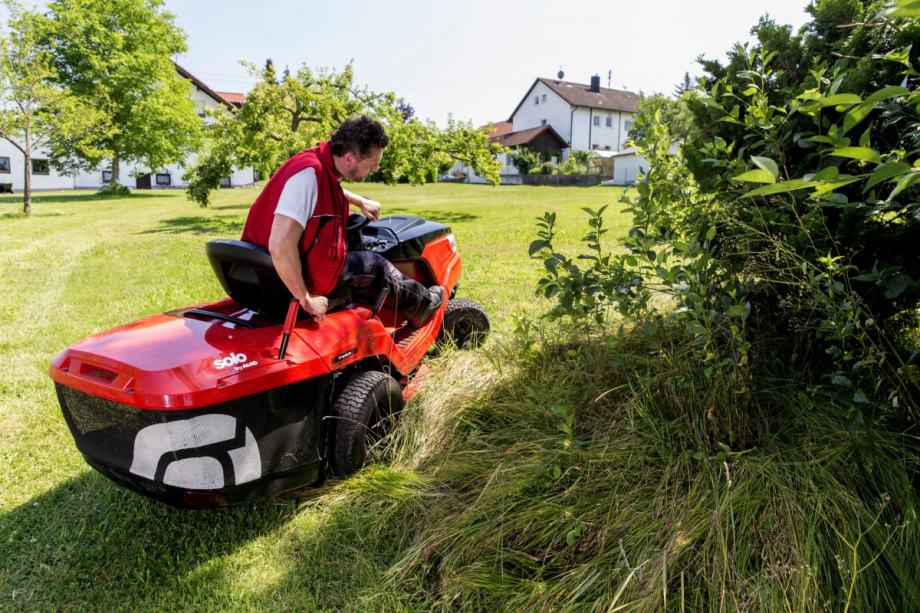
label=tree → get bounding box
[509,148,540,174]
[186,61,503,206]
[39,0,201,189]
[672,71,694,97]
[0,1,103,215]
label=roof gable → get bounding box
[538,78,638,113]
[490,124,568,148]
[509,77,638,120]
[174,62,236,109]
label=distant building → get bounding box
[454,75,643,184]
[0,63,254,192]
[509,75,638,153]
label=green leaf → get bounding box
[727,304,746,317]
[566,529,579,546]
[751,156,779,179]
[705,226,716,241]
[832,375,853,387]
[853,390,868,404]
[843,102,874,134]
[812,176,863,196]
[743,179,813,197]
[829,147,881,164]
[865,162,911,191]
[808,166,839,182]
[887,171,920,202]
[552,465,562,479]
[882,45,913,68]
[865,85,909,105]
[819,93,862,107]
[732,169,776,184]
[528,239,550,257]
[887,0,920,16]
[884,273,913,299]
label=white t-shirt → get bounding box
[274,167,319,228]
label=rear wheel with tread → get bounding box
[330,370,403,477]
[439,298,490,349]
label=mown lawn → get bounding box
[0,183,628,609]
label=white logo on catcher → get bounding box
[213,352,248,370]
[129,414,261,490]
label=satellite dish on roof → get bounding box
[557,69,565,80]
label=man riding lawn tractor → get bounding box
[242,116,444,328]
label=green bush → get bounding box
[532,0,920,420]
[509,148,540,174]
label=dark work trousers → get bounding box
[337,251,432,317]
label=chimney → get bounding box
[590,75,601,92]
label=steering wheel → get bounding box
[346,213,371,250]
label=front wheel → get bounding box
[438,298,490,349]
[330,370,403,477]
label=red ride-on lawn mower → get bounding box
[48,214,489,508]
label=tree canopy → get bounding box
[186,61,503,206]
[0,1,104,214]
[38,0,201,185]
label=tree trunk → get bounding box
[23,153,31,216]
[23,130,31,217]
[111,154,120,186]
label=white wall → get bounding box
[0,140,75,191]
[610,154,647,185]
[511,81,574,143]
[1,79,256,192]
[571,107,633,152]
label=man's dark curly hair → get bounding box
[329,116,389,158]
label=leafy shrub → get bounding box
[531,0,920,420]
[509,147,540,174]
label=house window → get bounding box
[541,119,547,125]
[624,120,632,133]
[604,146,612,150]
[102,170,113,183]
[31,159,49,175]
[253,170,262,182]
[593,116,600,126]
[606,116,613,127]
[155,173,172,186]
[534,96,539,105]
[541,94,547,103]
[219,176,232,188]
[0,157,9,173]
[592,144,599,150]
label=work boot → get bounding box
[407,285,444,328]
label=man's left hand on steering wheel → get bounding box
[358,197,381,221]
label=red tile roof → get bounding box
[481,120,512,138]
[216,91,246,107]
[490,124,568,148]
[510,77,638,120]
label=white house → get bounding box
[0,63,254,192]
[508,75,638,154]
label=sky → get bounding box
[26,0,817,127]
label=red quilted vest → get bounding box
[241,141,348,296]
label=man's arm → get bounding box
[342,188,381,221]
[268,214,328,319]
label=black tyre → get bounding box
[439,298,490,349]
[330,370,403,477]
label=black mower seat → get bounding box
[206,239,349,321]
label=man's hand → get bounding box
[300,292,328,320]
[358,197,381,221]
